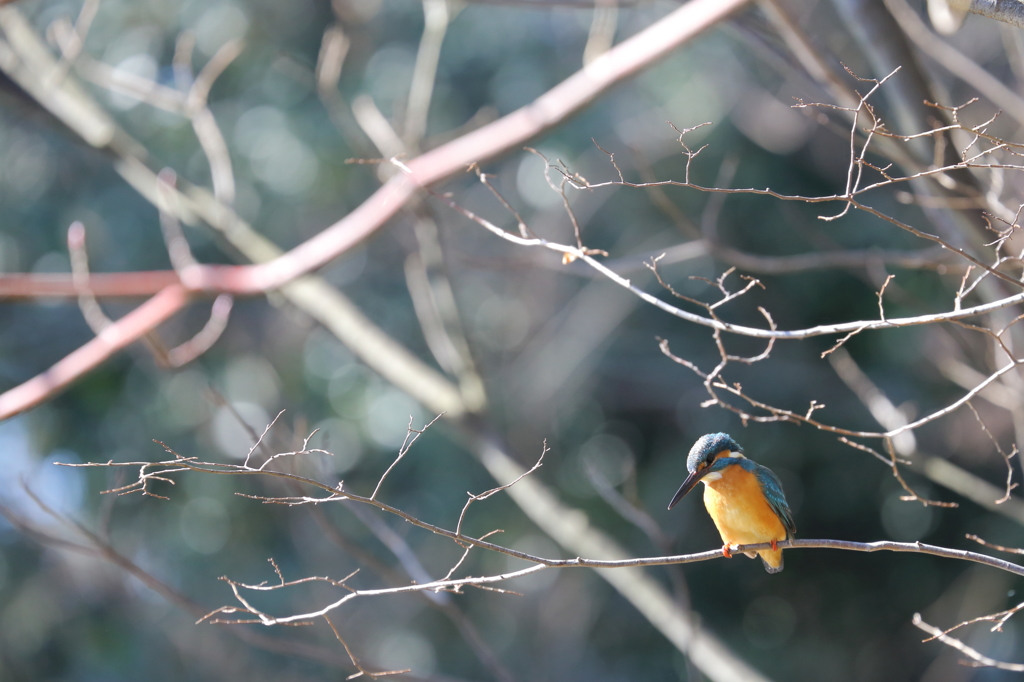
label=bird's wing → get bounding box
[754,464,797,538]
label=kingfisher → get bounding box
[667,433,796,573]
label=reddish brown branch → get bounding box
[0,0,748,422]
[0,271,182,298]
[185,0,751,293]
[0,284,190,419]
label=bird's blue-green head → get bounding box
[668,432,744,510]
[686,432,743,474]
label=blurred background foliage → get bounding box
[1,0,1024,680]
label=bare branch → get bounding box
[324,616,410,680]
[948,0,1024,28]
[156,169,200,273]
[165,294,233,367]
[64,451,1024,579]
[966,402,1019,504]
[0,284,191,420]
[0,488,355,667]
[244,409,287,468]
[886,0,1024,126]
[913,613,1024,671]
[45,0,100,85]
[404,0,450,148]
[371,413,445,501]
[967,533,1024,555]
[67,220,113,334]
[456,441,548,538]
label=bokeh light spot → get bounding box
[211,402,271,460]
[311,418,363,474]
[373,630,437,676]
[880,491,936,542]
[363,386,425,450]
[223,354,281,409]
[161,369,212,430]
[193,3,249,56]
[516,151,570,210]
[474,295,531,351]
[743,595,797,649]
[180,497,230,555]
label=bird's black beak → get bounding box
[667,468,709,510]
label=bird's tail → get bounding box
[758,548,784,574]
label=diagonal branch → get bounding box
[913,613,1024,671]
[0,0,752,421]
[0,285,190,418]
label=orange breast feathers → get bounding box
[702,463,788,561]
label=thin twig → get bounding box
[456,441,547,537]
[913,613,1024,671]
[371,413,444,500]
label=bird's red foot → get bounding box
[770,539,778,551]
[722,544,733,558]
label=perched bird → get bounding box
[667,433,796,573]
